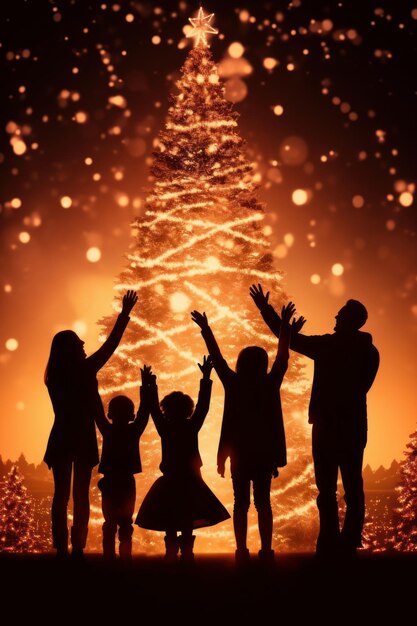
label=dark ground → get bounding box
[1,551,415,622]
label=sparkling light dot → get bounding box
[310,274,321,285]
[4,284,12,293]
[399,191,413,207]
[352,195,365,208]
[6,338,19,351]
[386,219,396,231]
[170,292,191,313]
[228,42,244,58]
[60,195,72,209]
[11,138,27,155]
[152,35,161,45]
[284,233,295,247]
[73,320,88,336]
[273,104,284,116]
[74,111,88,124]
[332,263,344,276]
[263,57,278,70]
[11,198,22,209]
[86,247,101,263]
[19,231,30,243]
[292,189,308,205]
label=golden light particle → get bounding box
[352,195,364,208]
[284,233,295,247]
[263,57,278,70]
[6,338,19,351]
[331,263,344,276]
[399,191,413,207]
[228,42,244,58]
[86,247,101,262]
[11,198,22,209]
[74,111,88,123]
[273,104,284,116]
[73,320,88,336]
[292,189,308,205]
[170,292,191,313]
[310,274,321,285]
[19,231,30,243]
[60,195,72,209]
[152,35,161,45]
[4,284,12,293]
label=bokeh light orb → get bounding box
[86,247,101,263]
[331,263,344,276]
[228,42,244,58]
[224,77,248,103]
[170,291,191,313]
[279,136,309,166]
[6,338,19,351]
[310,274,321,285]
[60,195,72,209]
[292,189,309,206]
[399,191,413,207]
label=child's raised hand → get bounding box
[249,283,270,310]
[191,310,209,329]
[281,301,296,325]
[121,290,138,315]
[140,364,155,386]
[198,355,213,379]
[292,315,306,334]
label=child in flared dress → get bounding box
[135,356,230,563]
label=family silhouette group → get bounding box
[44,285,379,566]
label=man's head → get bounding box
[236,345,269,377]
[334,299,368,332]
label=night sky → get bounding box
[1,0,416,468]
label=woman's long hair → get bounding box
[44,330,83,386]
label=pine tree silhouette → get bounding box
[393,428,417,551]
[97,24,317,554]
[0,465,45,553]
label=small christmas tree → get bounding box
[393,428,417,551]
[0,465,44,553]
[97,7,316,553]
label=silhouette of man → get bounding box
[250,284,380,559]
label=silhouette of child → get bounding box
[95,366,152,561]
[191,302,296,566]
[44,290,138,560]
[135,356,230,564]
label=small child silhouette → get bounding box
[95,366,152,561]
[135,356,230,564]
[191,301,296,566]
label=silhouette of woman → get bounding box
[43,290,138,559]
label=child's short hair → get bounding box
[160,391,194,420]
[236,346,268,376]
[108,395,135,423]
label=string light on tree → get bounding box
[98,8,316,554]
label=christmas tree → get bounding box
[393,427,417,551]
[0,465,45,553]
[97,7,317,554]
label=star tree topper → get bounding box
[187,6,218,47]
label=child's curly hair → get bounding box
[160,391,194,420]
